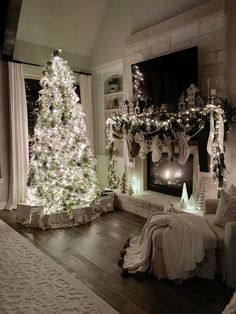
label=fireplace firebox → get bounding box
[147,152,193,197]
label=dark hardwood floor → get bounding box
[0,209,233,314]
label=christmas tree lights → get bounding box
[27,49,100,214]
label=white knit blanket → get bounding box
[123,213,205,280]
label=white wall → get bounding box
[0,61,10,209]
[14,40,90,73]
[17,0,108,58]
[92,0,229,191]
[124,0,227,100]
[90,0,212,67]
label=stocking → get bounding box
[106,118,114,144]
[177,131,190,165]
[134,132,145,144]
[151,135,162,163]
[163,134,174,162]
[139,141,149,160]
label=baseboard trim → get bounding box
[0,202,7,210]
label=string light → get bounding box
[106,104,228,196]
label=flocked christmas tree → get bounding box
[27,49,100,214]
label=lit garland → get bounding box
[132,65,147,100]
[106,104,228,196]
[210,110,227,197]
[107,141,120,189]
[26,49,100,213]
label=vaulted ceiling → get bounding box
[1,0,108,61]
[16,0,108,57]
[1,0,213,69]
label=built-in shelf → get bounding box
[0,178,4,184]
[104,91,123,97]
[105,108,119,112]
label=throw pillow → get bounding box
[228,184,236,196]
[214,189,236,227]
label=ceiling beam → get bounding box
[1,0,22,60]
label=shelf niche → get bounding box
[104,74,123,95]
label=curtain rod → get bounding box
[11,59,92,76]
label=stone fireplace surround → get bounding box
[115,146,201,218]
[114,0,227,216]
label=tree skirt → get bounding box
[0,220,118,314]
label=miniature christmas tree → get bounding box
[107,141,119,189]
[26,49,100,214]
[120,172,128,194]
[179,182,189,209]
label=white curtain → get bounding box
[6,62,29,210]
[79,74,94,151]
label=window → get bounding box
[25,78,40,138]
[25,78,80,158]
[25,78,80,138]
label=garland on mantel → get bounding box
[106,104,228,197]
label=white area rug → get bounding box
[0,220,118,314]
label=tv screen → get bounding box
[131,46,198,109]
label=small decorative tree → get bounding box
[120,172,128,194]
[107,141,119,189]
[179,182,189,209]
[26,49,100,214]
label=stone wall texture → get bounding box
[124,0,227,101]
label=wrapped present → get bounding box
[49,212,71,225]
[100,195,114,213]
[101,189,115,199]
[29,213,41,227]
[74,204,92,223]
[16,203,43,224]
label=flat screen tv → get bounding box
[131,46,198,109]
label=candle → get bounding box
[131,176,141,195]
